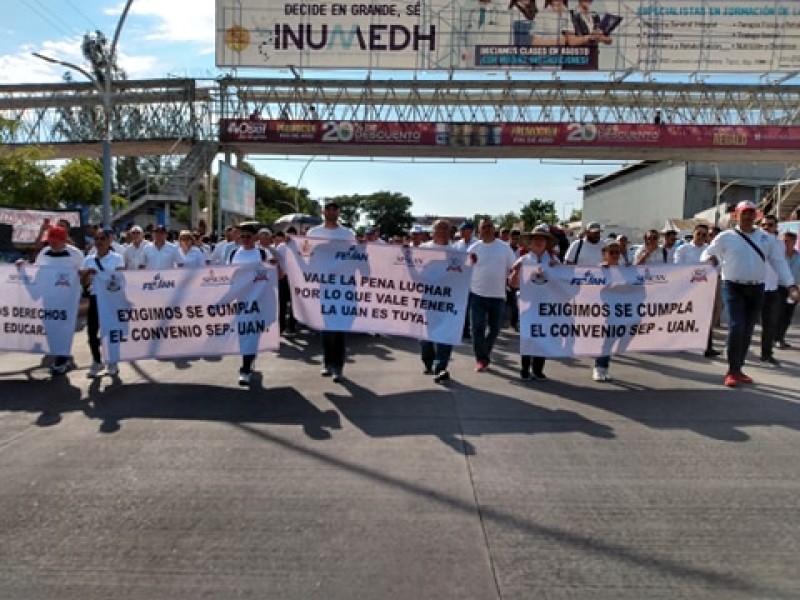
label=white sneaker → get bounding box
[238,372,251,386]
[592,367,606,382]
[87,362,104,378]
[106,362,119,376]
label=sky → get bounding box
[0,0,631,221]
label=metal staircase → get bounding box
[112,140,219,224]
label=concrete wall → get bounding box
[582,162,687,236]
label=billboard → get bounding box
[220,119,800,152]
[0,207,81,245]
[218,162,256,217]
[216,1,800,72]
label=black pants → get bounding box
[87,295,102,363]
[506,286,519,328]
[279,277,296,332]
[521,356,546,376]
[321,331,346,370]
[776,286,796,344]
[241,354,255,374]
[761,289,782,358]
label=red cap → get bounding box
[734,201,758,213]
[45,226,67,242]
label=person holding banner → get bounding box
[419,219,457,384]
[24,225,85,375]
[509,224,560,380]
[701,201,799,388]
[177,230,206,268]
[80,228,125,378]
[469,218,516,372]
[306,201,356,383]
[227,222,272,386]
[634,230,669,265]
[592,239,624,382]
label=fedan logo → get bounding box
[54,273,72,287]
[201,269,233,287]
[690,268,709,283]
[570,270,606,286]
[632,268,668,286]
[334,245,368,262]
[142,273,176,291]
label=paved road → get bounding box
[1,325,799,600]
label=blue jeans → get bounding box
[420,341,453,373]
[470,293,505,364]
[722,281,764,374]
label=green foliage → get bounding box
[51,159,103,205]
[568,207,583,222]
[236,162,319,222]
[324,194,364,228]
[361,191,414,238]
[495,211,521,230]
[519,199,558,230]
[0,150,54,208]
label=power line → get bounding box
[62,0,98,30]
[21,0,77,39]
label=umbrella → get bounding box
[272,213,322,231]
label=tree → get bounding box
[361,191,414,238]
[0,118,54,207]
[568,207,583,222]
[51,159,103,206]
[324,194,363,228]
[519,199,558,230]
[494,211,521,230]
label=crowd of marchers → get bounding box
[13,200,800,388]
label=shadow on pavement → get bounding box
[84,377,340,439]
[327,378,615,455]
[0,374,86,427]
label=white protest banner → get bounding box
[519,265,715,357]
[0,207,81,244]
[284,238,472,345]
[94,264,279,361]
[0,265,80,355]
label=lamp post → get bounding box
[32,0,134,228]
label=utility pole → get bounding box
[33,0,134,228]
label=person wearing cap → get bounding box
[227,222,272,386]
[307,201,356,382]
[419,219,456,384]
[409,225,425,247]
[123,225,151,270]
[469,218,516,372]
[25,226,85,375]
[701,201,798,387]
[80,228,125,379]
[453,221,475,251]
[141,225,184,270]
[509,224,560,381]
[564,222,604,265]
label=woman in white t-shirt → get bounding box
[178,230,206,268]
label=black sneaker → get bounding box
[423,363,434,375]
[533,372,547,380]
[760,355,781,367]
[776,341,791,349]
[704,348,722,358]
[434,370,450,384]
[519,369,531,381]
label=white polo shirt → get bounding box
[142,242,183,270]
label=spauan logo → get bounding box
[632,268,668,285]
[201,270,233,287]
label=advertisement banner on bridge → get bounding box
[221,119,800,152]
[216,1,800,73]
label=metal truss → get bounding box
[3,76,800,158]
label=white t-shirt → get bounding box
[229,246,266,265]
[35,244,84,269]
[307,224,356,241]
[701,228,794,286]
[123,240,151,270]
[82,251,125,295]
[142,242,183,269]
[564,238,604,266]
[469,239,516,299]
[673,242,708,265]
[179,246,206,268]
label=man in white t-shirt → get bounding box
[123,225,150,270]
[468,218,516,372]
[564,222,604,265]
[141,225,184,269]
[307,201,356,382]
